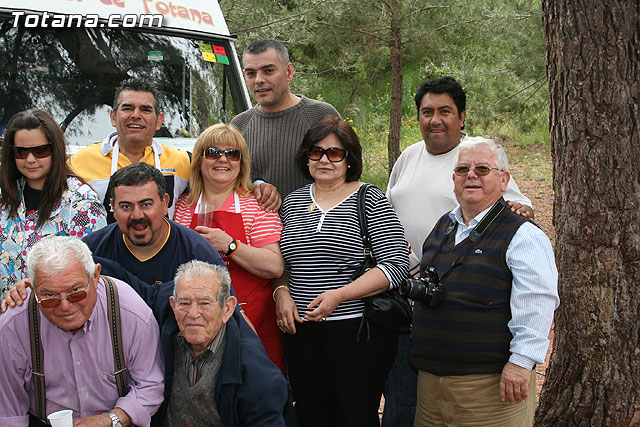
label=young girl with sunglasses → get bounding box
[0,109,107,297]
[173,123,287,374]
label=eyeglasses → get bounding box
[35,283,91,308]
[203,147,242,161]
[12,144,52,159]
[306,146,348,163]
[454,165,502,177]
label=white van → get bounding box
[0,0,251,153]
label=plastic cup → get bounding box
[47,409,73,427]
[197,203,214,227]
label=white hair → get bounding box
[173,260,231,307]
[457,136,509,172]
[27,236,95,288]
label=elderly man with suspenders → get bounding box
[0,236,164,427]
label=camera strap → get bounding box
[428,198,507,281]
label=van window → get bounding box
[0,20,249,153]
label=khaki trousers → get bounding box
[414,369,536,427]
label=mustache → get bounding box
[127,218,151,228]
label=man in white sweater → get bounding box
[382,76,534,426]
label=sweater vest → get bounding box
[410,200,529,375]
[163,338,226,427]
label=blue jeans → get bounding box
[382,333,417,427]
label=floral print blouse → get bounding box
[0,176,107,296]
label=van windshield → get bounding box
[0,19,249,153]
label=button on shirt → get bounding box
[177,323,227,386]
[0,277,164,427]
[449,205,559,370]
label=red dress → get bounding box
[174,192,286,375]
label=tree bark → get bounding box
[387,0,403,175]
[538,0,640,425]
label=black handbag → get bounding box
[353,184,412,342]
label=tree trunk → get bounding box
[387,0,403,175]
[537,0,640,425]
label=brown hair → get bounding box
[0,109,77,229]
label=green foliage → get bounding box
[221,0,550,188]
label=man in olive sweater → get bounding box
[231,39,339,211]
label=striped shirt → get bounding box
[279,183,409,320]
[174,192,282,247]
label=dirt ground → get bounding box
[378,140,555,419]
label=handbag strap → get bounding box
[103,276,128,397]
[356,183,374,254]
[356,183,373,342]
[28,292,47,424]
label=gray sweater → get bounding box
[230,95,340,197]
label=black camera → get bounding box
[399,266,444,307]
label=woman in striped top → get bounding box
[275,117,409,426]
[173,123,286,374]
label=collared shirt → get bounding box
[449,205,559,370]
[386,134,532,276]
[176,324,227,386]
[0,277,164,427]
[67,132,190,221]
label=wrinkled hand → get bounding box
[254,183,282,212]
[194,226,232,253]
[274,289,302,334]
[73,413,112,426]
[74,409,130,426]
[506,201,534,219]
[500,361,531,404]
[304,289,342,322]
[1,278,31,313]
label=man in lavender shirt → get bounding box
[0,236,164,427]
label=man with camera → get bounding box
[383,76,533,426]
[407,137,558,426]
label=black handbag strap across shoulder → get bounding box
[354,183,412,342]
[28,276,128,424]
[356,183,374,256]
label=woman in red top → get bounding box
[174,124,286,373]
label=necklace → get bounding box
[308,182,350,212]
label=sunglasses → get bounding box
[12,144,52,159]
[35,284,90,308]
[454,165,502,177]
[306,146,348,163]
[203,147,242,161]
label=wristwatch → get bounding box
[107,411,123,427]
[225,239,238,256]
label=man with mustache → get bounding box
[69,78,190,223]
[230,39,340,210]
[81,162,224,286]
